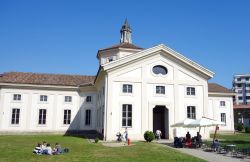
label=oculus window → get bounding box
[152,65,168,75]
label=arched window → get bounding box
[152,65,168,75]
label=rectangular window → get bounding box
[122,104,132,127]
[63,109,71,125]
[237,84,242,87]
[220,101,226,107]
[187,106,196,119]
[246,84,250,87]
[246,77,249,81]
[186,87,195,96]
[221,113,226,124]
[246,90,250,93]
[85,110,91,125]
[11,108,20,124]
[65,96,72,102]
[237,78,241,81]
[122,84,133,93]
[40,95,48,102]
[38,109,46,125]
[156,86,165,94]
[238,90,243,93]
[13,94,21,101]
[246,96,250,100]
[86,96,92,102]
[238,96,243,100]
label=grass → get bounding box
[0,135,204,162]
[209,132,250,148]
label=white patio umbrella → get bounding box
[187,116,225,141]
[171,118,196,127]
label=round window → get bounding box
[152,65,168,75]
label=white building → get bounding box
[0,20,235,140]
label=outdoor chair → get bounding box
[202,144,213,152]
[231,148,245,159]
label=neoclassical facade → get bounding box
[0,20,235,140]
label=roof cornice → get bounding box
[0,83,79,91]
[208,92,235,97]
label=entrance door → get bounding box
[153,106,169,139]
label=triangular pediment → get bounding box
[103,44,214,80]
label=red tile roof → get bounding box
[208,83,234,94]
[97,43,143,58]
[98,42,143,52]
[0,72,96,87]
[0,73,235,95]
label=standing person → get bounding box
[156,130,162,140]
[124,128,128,141]
[185,131,192,148]
[196,132,202,147]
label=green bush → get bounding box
[235,123,244,131]
[245,127,250,133]
[144,131,155,142]
[95,137,99,143]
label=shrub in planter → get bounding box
[144,131,155,142]
[245,127,250,133]
[95,137,99,143]
[235,123,244,131]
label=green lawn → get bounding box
[0,135,204,162]
[211,133,250,148]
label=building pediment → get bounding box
[103,44,214,80]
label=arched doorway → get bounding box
[153,106,169,139]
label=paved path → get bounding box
[157,140,250,162]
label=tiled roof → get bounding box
[98,43,143,52]
[234,104,250,109]
[208,83,234,94]
[0,72,96,87]
[0,73,236,94]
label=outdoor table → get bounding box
[226,144,236,152]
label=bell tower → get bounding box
[97,19,142,65]
[120,19,132,44]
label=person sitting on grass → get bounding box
[53,143,62,155]
[43,143,53,155]
[41,141,47,153]
[33,143,42,154]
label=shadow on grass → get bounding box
[63,134,86,139]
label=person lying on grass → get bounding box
[33,143,42,154]
[33,142,68,155]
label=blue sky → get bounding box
[1,0,250,88]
